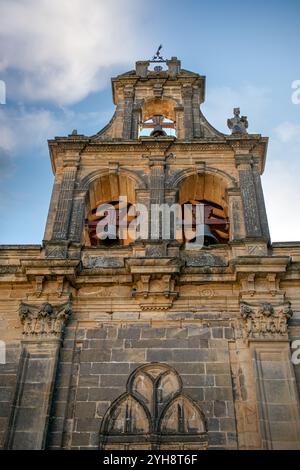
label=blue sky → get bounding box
[0,0,299,243]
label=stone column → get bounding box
[149,157,166,239]
[226,188,246,240]
[240,301,300,449]
[131,105,141,140]
[182,85,193,140]
[192,85,202,138]
[174,106,184,140]
[5,302,72,449]
[235,155,262,237]
[122,85,134,140]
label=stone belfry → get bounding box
[0,53,300,450]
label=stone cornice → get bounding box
[48,136,268,174]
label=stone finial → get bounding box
[227,108,248,134]
[19,301,72,338]
[135,61,149,77]
[166,57,181,77]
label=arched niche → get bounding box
[139,98,178,137]
[160,395,206,434]
[178,172,230,245]
[104,393,150,435]
[142,98,177,122]
[84,172,139,247]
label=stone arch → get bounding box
[167,166,237,190]
[159,394,206,434]
[77,169,147,246]
[100,393,151,435]
[141,97,180,122]
[99,362,208,450]
[169,167,237,246]
[78,167,147,192]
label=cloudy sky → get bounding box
[0,0,299,243]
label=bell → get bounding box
[203,224,218,246]
[150,124,167,137]
[186,224,219,246]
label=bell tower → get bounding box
[1,52,300,451]
[44,52,270,260]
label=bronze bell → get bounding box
[203,224,218,246]
[150,124,167,137]
[187,224,219,246]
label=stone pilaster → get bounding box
[226,187,246,240]
[149,156,166,239]
[235,155,262,238]
[5,302,72,449]
[52,159,79,241]
[239,301,300,449]
[182,85,193,140]
[122,85,134,140]
[192,85,202,138]
[174,106,184,139]
[68,191,86,243]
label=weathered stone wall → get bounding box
[46,322,237,450]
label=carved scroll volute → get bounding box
[19,301,72,339]
[240,301,293,340]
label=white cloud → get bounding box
[263,129,300,242]
[0,107,63,153]
[0,0,146,105]
[0,106,109,151]
[263,158,300,242]
[0,105,108,180]
[274,121,300,143]
[203,84,272,134]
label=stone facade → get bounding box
[0,57,300,450]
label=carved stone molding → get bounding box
[19,301,72,338]
[240,301,293,339]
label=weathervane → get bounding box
[150,44,166,63]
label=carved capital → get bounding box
[240,301,293,339]
[19,301,72,338]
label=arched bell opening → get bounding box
[178,173,230,246]
[139,98,177,137]
[84,173,138,247]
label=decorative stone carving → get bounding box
[82,256,124,269]
[35,276,45,298]
[183,252,227,267]
[145,245,167,257]
[240,301,293,339]
[247,244,267,256]
[45,244,68,259]
[99,363,207,450]
[227,108,248,134]
[19,301,72,338]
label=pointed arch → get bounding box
[100,392,152,435]
[159,394,207,434]
[99,362,208,450]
